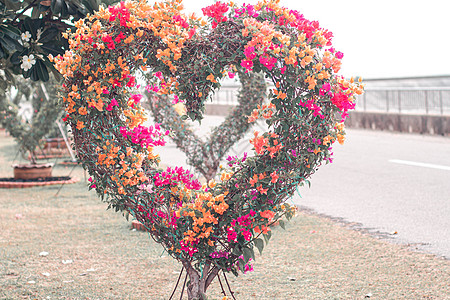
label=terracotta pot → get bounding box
[12,163,53,180]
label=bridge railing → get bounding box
[207,85,450,116]
[357,87,450,115]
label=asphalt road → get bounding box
[154,116,450,259]
[291,129,450,259]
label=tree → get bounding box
[0,0,104,92]
[0,75,62,164]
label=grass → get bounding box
[0,132,449,299]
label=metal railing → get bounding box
[357,87,450,115]
[208,85,450,116]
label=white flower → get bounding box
[21,54,36,71]
[21,31,31,42]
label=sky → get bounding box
[162,0,450,79]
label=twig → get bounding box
[12,0,39,23]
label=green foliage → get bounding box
[0,0,119,88]
[0,75,63,163]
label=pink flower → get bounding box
[172,15,189,29]
[130,94,142,104]
[172,95,180,104]
[153,166,201,190]
[202,2,229,28]
[335,51,344,59]
[240,59,253,71]
[227,227,237,242]
[106,98,118,111]
[259,55,277,71]
[319,82,331,96]
[145,84,160,93]
[244,46,257,60]
[228,72,235,79]
[120,124,167,148]
[126,75,136,87]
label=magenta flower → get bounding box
[335,51,344,59]
[244,46,257,60]
[106,98,118,111]
[240,59,253,71]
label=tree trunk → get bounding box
[185,263,205,300]
[183,261,218,300]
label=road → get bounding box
[154,116,450,259]
[291,129,450,259]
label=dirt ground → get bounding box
[0,133,449,299]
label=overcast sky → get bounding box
[164,0,450,79]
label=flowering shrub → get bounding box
[53,0,363,298]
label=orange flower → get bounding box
[260,210,275,219]
[206,74,217,83]
[254,225,271,234]
[76,120,85,130]
[250,131,268,155]
[78,106,87,115]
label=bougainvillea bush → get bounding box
[53,0,363,298]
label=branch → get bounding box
[12,0,39,23]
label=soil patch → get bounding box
[0,176,79,188]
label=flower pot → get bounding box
[12,163,53,180]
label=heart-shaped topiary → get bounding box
[53,0,364,298]
[146,70,267,181]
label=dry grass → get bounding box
[0,133,449,299]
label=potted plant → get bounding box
[0,75,63,180]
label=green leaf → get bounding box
[82,0,99,14]
[30,59,49,82]
[51,0,63,14]
[31,6,41,18]
[254,238,264,255]
[0,35,22,52]
[4,68,15,83]
[40,43,64,56]
[279,219,285,230]
[263,230,272,243]
[244,247,255,261]
[38,27,59,43]
[0,25,20,37]
[60,0,68,17]
[231,246,242,256]
[237,258,245,273]
[10,50,25,64]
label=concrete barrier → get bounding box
[346,111,450,136]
